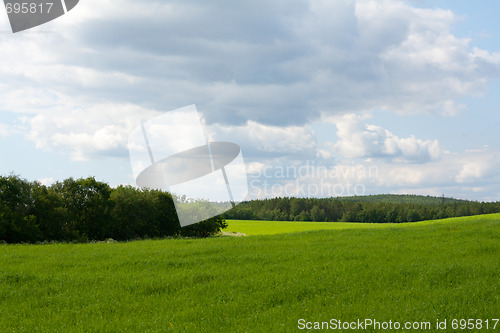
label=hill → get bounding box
[224,214,485,236]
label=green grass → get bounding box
[225,215,481,235]
[1,214,499,332]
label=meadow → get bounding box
[223,216,480,235]
[1,214,499,332]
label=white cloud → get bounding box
[247,147,500,201]
[1,0,499,201]
[2,0,499,130]
[441,100,466,117]
[245,162,267,176]
[455,150,499,184]
[456,162,492,184]
[24,103,158,161]
[38,177,55,186]
[377,149,500,200]
[328,114,443,162]
[209,120,317,158]
[0,123,9,137]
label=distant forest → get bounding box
[0,175,225,244]
[222,195,500,223]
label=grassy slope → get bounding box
[0,214,498,332]
[225,215,488,236]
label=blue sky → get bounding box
[0,0,499,201]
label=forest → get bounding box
[0,175,225,244]
[222,195,500,223]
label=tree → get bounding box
[0,175,41,243]
[30,181,70,241]
[407,210,422,222]
[310,206,326,222]
[51,177,113,241]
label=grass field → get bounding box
[224,216,477,235]
[1,214,499,332]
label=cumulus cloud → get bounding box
[247,147,500,201]
[24,103,158,161]
[328,114,443,162]
[1,0,495,160]
[376,148,500,201]
[209,120,317,159]
[455,148,500,184]
[2,0,499,123]
[1,0,499,200]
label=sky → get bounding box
[0,0,499,202]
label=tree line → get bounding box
[222,196,500,223]
[3,173,498,243]
[0,175,226,244]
